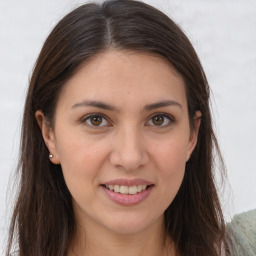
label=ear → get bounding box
[186,110,201,161]
[35,110,60,164]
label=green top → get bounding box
[227,209,256,256]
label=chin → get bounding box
[101,212,164,235]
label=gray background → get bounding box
[1,0,256,253]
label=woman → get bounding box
[6,0,234,255]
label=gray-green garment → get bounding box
[227,209,256,256]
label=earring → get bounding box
[49,154,53,159]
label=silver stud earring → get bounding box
[49,154,53,159]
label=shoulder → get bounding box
[226,209,256,256]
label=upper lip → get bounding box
[102,178,153,186]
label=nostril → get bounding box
[109,137,149,170]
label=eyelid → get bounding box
[146,112,175,127]
[80,112,175,129]
[81,113,112,128]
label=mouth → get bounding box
[100,179,154,206]
[101,184,153,195]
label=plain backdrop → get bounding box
[1,0,256,252]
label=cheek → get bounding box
[152,135,188,174]
[55,132,110,188]
[56,136,112,214]
[151,137,188,203]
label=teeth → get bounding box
[120,186,128,194]
[105,184,149,194]
[114,185,120,193]
[128,185,137,195]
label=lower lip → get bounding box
[101,185,153,206]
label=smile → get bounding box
[104,184,148,195]
[101,181,154,206]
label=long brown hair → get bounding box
[7,0,230,255]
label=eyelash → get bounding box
[80,113,111,129]
[80,112,175,129]
[146,113,175,127]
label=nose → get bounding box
[109,125,149,171]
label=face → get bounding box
[37,50,200,236]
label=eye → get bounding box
[82,114,109,128]
[147,113,174,127]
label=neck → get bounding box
[68,216,176,256]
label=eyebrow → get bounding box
[143,100,182,111]
[71,99,182,112]
[72,100,117,111]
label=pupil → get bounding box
[153,116,164,125]
[91,116,102,126]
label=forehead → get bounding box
[57,50,187,111]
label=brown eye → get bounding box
[152,115,164,126]
[90,115,103,126]
[83,114,109,128]
[147,114,174,127]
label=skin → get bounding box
[36,50,201,256]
